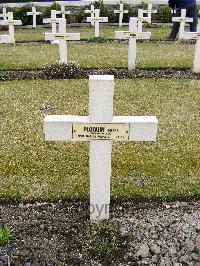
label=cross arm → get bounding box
[27,12,41,15]
[87,17,108,23]
[138,17,151,23]
[0,35,12,43]
[172,17,193,22]
[182,31,200,40]
[85,10,94,14]
[0,20,22,26]
[114,10,128,14]
[44,115,158,141]
[56,10,70,15]
[43,18,59,24]
[115,31,151,40]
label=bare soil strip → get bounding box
[0,67,200,81]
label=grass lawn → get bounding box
[0,24,171,42]
[0,42,194,70]
[0,78,199,202]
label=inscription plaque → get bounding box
[73,123,129,141]
[124,31,141,39]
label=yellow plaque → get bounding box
[72,123,129,141]
[124,31,141,39]
[54,34,71,40]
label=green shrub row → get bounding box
[1,1,200,25]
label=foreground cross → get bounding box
[44,75,158,220]
[27,6,41,28]
[85,4,95,26]
[87,9,108,37]
[172,9,193,39]
[183,20,200,72]
[45,18,80,64]
[114,3,128,27]
[115,17,151,71]
[0,12,22,44]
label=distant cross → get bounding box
[115,17,151,71]
[43,10,59,36]
[43,10,59,44]
[114,3,128,27]
[87,9,108,37]
[137,9,151,32]
[44,75,158,220]
[45,18,80,64]
[85,4,95,26]
[142,4,157,22]
[27,6,41,29]
[0,12,22,44]
[0,6,8,20]
[56,5,71,19]
[183,19,200,72]
[172,9,193,39]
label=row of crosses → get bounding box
[0,3,156,30]
[0,8,200,72]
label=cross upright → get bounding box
[137,9,151,32]
[182,19,200,72]
[0,12,22,44]
[85,4,95,26]
[114,3,128,27]
[115,17,151,71]
[45,18,80,64]
[27,6,41,28]
[87,9,108,37]
[0,6,8,20]
[56,5,71,19]
[172,9,193,39]
[44,75,158,220]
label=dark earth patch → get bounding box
[0,201,199,265]
[1,65,200,81]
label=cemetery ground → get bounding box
[0,26,200,265]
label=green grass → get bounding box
[0,42,194,70]
[0,78,199,202]
[0,228,11,246]
[0,24,171,42]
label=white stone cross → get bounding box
[44,75,158,220]
[114,3,128,27]
[85,4,95,26]
[87,9,108,37]
[0,7,8,20]
[115,17,151,71]
[142,4,157,23]
[56,5,71,19]
[45,18,80,64]
[172,9,193,39]
[0,12,22,44]
[27,6,41,29]
[137,9,151,32]
[182,20,200,73]
[43,10,59,35]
